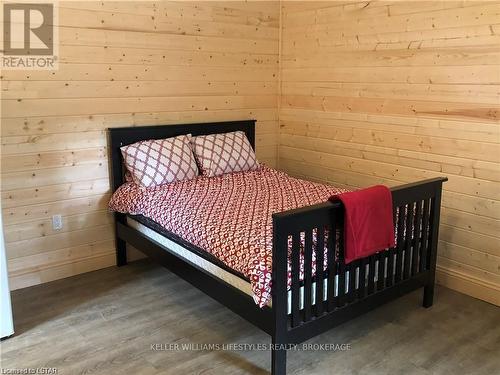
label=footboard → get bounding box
[271,177,447,347]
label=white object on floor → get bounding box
[1,210,14,338]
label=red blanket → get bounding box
[330,185,395,264]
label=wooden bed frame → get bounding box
[109,120,447,375]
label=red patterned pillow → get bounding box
[121,135,199,187]
[191,131,258,177]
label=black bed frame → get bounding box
[109,120,447,375]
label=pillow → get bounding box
[191,131,258,177]
[121,135,199,187]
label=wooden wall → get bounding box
[279,1,500,305]
[1,1,280,289]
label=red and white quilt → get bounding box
[109,166,349,307]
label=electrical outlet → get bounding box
[52,214,63,230]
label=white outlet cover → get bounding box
[52,215,63,230]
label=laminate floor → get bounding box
[1,259,499,375]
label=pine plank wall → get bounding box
[279,1,500,305]
[1,1,280,289]
[1,1,499,306]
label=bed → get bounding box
[108,120,447,375]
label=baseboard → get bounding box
[436,266,500,306]
[9,252,115,290]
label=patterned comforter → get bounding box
[109,166,348,307]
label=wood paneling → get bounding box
[1,1,279,289]
[279,1,500,306]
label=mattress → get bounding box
[127,217,359,315]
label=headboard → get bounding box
[108,120,256,192]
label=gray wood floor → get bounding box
[2,260,499,375]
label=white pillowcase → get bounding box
[121,134,199,187]
[191,131,258,177]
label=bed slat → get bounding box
[291,233,301,328]
[404,202,415,280]
[315,227,325,317]
[411,200,423,277]
[367,255,376,295]
[326,225,336,312]
[420,199,431,273]
[303,231,313,322]
[336,223,346,308]
[395,206,406,284]
[348,261,356,303]
[336,261,346,308]
[377,251,385,290]
[386,207,398,287]
[358,257,367,298]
